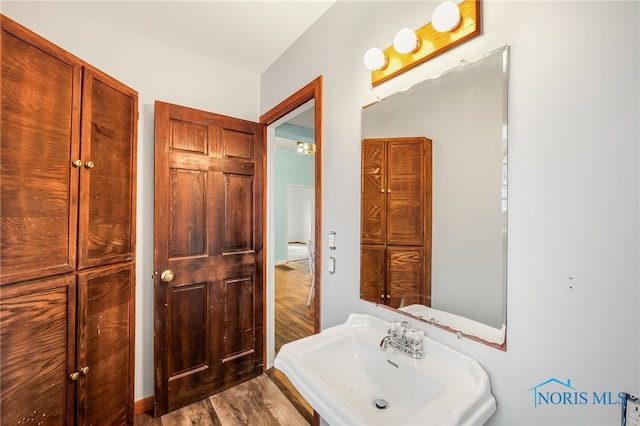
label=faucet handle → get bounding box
[405,329,425,348]
[385,320,402,337]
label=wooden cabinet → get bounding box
[0,15,137,425]
[360,137,432,308]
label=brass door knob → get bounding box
[72,160,83,167]
[84,161,95,169]
[80,366,90,375]
[70,372,80,381]
[160,270,174,283]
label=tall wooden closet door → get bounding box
[386,139,424,246]
[361,139,387,245]
[77,68,138,270]
[0,275,76,425]
[0,18,82,285]
[76,263,135,425]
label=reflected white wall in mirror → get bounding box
[361,46,508,348]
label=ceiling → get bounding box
[56,0,336,74]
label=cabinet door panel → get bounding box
[386,140,424,245]
[0,275,76,425]
[0,18,82,285]
[361,139,387,244]
[76,263,134,425]
[77,68,137,270]
[360,245,386,304]
[387,246,424,309]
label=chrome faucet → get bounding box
[379,320,425,359]
[379,335,393,349]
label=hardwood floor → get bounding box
[134,373,308,425]
[275,259,314,354]
[135,260,315,425]
[274,259,315,420]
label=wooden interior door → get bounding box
[153,101,264,416]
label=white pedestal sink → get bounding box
[275,313,496,425]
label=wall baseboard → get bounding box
[134,396,154,415]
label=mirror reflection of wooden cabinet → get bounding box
[360,137,432,308]
[0,15,137,425]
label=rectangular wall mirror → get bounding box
[361,46,509,349]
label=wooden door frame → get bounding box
[260,77,323,361]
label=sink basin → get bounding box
[275,313,496,425]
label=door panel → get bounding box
[224,174,254,252]
[360,245,385,304]
[221,277,255,360]
[361,139,386,245]
[168,283,207,376]
[76,263,134,425]
[154,101,263,416]
[0,23,81,285]
[77,68,137,270]
[388,246,424,309]
[387,140,424,246]
[0,275,76,425]
[169,170,206,256]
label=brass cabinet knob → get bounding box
[80,366,90,375]
[70,372,80,381]
[387,189,391,193]
[72,160,83,168]
[380,188,385,193]
[84,161,95,169]
[160,270,174,283]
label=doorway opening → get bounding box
[260,77,322,370]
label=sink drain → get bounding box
[372,398,389,410]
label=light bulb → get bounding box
[363,47,387,71]
[393,28,419,54]
[432,1,461,33]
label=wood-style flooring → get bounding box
[134,373,308,426]
[135,260,315,425]
[275,259,314,354]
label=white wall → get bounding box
[262,1,639,425]
[287,185,314,245]
[2,2,261,401]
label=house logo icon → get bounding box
[527,378,624,407]
[527,378,585,407]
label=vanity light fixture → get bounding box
[364,0,481,86]
[297,141,316,155]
